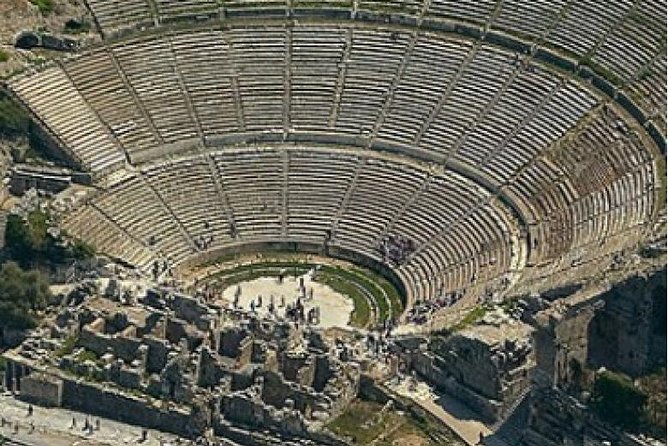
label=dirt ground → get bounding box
[220,269,355,329]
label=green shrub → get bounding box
[70,239,96,260]
[0,50,9,63]
[75,349,99,363]
[64,18,91,34]
[637,368,667,438]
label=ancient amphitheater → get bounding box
[7,0,666,302]
[0,1,665,445]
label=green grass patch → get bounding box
[453,305,489,330]
[0,50,9,63]
[30,0,54,14]
[320,265,389,322]
[55,333,79,357]
[201,252,239,266]
[434,305,491,337]
[294,0,353,8]
[356,1,420,14]
[327,399,398,444]
[357,267,404,318]
[319,265,404,322]
[74,348,99,364]
[327,399,446,445]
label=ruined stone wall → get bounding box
[516,267,666,445]
[218,326,248,358]
[281,353,316,387]
[214,417,350,446]
[323,369,360,418]
[144,336,169,374]
[433,335,501,399]
[196,347,222,388]
[19,373,63,407]
[532,266,666,388]
[60,377,196,437]
[587,267,666,377]
[170,293,208,325]
[313,355,332,392]
[522,387,646,446]
[411,349,500,422]
[533,298,601,388]
[78,328,141,363]
[260,371,321,413]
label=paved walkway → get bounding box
[387,378,500,446]
[0,394,185,446]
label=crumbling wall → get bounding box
[78,328,141,363]
[260,371,319,413]
[281,353,316,387]
[532,266,666,388]
[144,336,169,373]
[533,299,601,388]
[60,378,196,436]
[19,373,63,407]
[434,334,501,399]
[522,387,645,446]
[587,268,666,377]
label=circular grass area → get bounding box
[196,258,404,329]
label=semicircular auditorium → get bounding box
[6,0,665,316]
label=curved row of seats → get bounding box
[74,2,667,172]
[8,66,126,172]
[83,0,666,98]
[506,105,656,290]
[10,25,603,177]
[62,147,516,304]
[623,52,667,135]
[9,11,661,303]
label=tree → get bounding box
[4,211,94,267]
[591,370,648,432]
[0,262,50,332]
[5,212,49,265]
[0,92,30,138]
